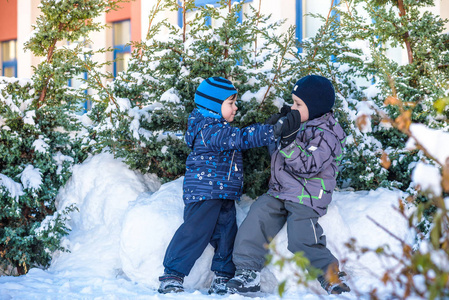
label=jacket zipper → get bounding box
[200,131,206,145]
[228,150,236,180]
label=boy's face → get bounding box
[291,94,309,122]
[221,95,238,122]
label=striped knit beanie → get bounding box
[194,77,237,118]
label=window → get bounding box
[69,72,89,114]
[177,0,246,28]
[297,0,340,53]
[113,20,131,77]
[67,39,90,114]
[2,40,17,77]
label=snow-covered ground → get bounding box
[0,152,417,299]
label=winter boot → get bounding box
[226,269,260,293]
[208,275,232,295]
[318,271,351,295]
[158,273,184,294]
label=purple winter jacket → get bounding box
[267,112,346,216]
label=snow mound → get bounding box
[119,177,216,289]
[1,152,413,299]
[50,153,161,277]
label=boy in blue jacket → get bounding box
[158,77,301,295]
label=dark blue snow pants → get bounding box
[163,199,237,278]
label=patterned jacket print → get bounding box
[183,109,276,204]
[267,112,346,216]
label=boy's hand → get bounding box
[264,104,291,125]
[265,113,281,125]
[279,104,291,116]
[273,110,301,148]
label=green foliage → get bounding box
[91,0,449,196]
[304,0,449,191]
[267,243,323,297]
[90,0,299,196]
[0,0,121,274]
[269,0,449,297]
[2,0,448,280]
[343,193,449,299]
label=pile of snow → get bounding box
[407,123,449,197]
[0,152,415,299]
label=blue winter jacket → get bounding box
[183,109,276,204]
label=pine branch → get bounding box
[146,0,164,40]
[397,0,414,64]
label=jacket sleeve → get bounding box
[279,130,341,178]
[203,123,276,152]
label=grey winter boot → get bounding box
[226,269,260,293]
[158,273,184,294]
[318,271,350,295]
[208,275,231,295]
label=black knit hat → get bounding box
[292,75,335,120]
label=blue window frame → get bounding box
[331,0,340,20]
[330,0,340,62]
[68,73,89,114]
[296,0,340,53]
[296,0,303,52]
[67,40,90,113]
[177,0,247,28]
[112,20,131,78]
[2,40,17,77]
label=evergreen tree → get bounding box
[292,0,449,191]
[91,0,299,198]
[2,0,447,276]
[0,0,121,274]
[102,0,449,197]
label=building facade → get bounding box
[1,0,449,80]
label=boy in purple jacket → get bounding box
[226,75,350,295]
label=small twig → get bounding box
[182,0,187,43]
[367,215,405,245]
[253,0,262,69]
[310,0,335,62]
[146,0,163,40]
[397,0,414,64]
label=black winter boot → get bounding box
[226,269,260,293]
[318,271,351,295]
[208,275,231,295]
[158,273,184,294]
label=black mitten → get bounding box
[264,104,292,125]
[279,104,291,116]
[265,113,282,125]
[273,110,301,148]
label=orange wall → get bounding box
[106,1,131,23]
[131,0,141,43]
[0,0,18,41]
[106,0,141,44]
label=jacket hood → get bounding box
[185,108,225,149]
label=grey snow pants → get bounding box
[232,193,338,274]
